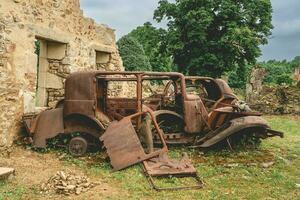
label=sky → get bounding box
[80,0,300,61]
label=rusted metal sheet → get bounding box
[100,110,168,171]
[197,116,274,147]
[143,152,203,190]
[22,113,38,134]
[143,153,196,176]
[215,79,235,97]
[33,108,64,148]
[64,72,97,118]
[183,94,208,133]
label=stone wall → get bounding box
[246,68,300,114]
[293,67,300,83]
[0,0,123,147]
[246,68,267,103]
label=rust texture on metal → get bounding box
[183,94,208,133]
[23,70,283,153]
[33,108,64,148]
[100,109,168,171]
[197,116,272,147]
[143,153,197,176]
[64,72,97,118]
[142,152,203,191]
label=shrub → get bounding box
[117,35,152,71]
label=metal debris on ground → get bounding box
[40,170,99,196]
[142,153,203,191]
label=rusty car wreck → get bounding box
[23,71,283,190]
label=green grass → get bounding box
[0,115,299,199]
[74,115,300,200]
[0,181,28,200]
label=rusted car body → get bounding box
[23,71,283,155]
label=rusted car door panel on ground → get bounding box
[142,152,204,190]
[100,110,168,171]
[101,110,203,190]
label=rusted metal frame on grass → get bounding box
[141,153,204,191]
[143,170,204,191]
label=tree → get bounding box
[228,64,251,88]
[259,58,296,86]
[128,22,173,72]
[154,0,273,77]
[291,56,300,69]
[117,35,152,71]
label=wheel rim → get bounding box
[69,137,88,156]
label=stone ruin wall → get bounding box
[0,0,124,147]
[246,68,300,115]
[250,85,300,115]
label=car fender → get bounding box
[32,108,64,148]
[63,113,106,138]
[199,116,269,147]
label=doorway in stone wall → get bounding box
[34,38,67,107]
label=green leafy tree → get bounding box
[259,57,297,86]
[154,0,273,77]
[117,35,152,71]
[128,22,173,72]
[291,56,300,69]
[228,64,251,88]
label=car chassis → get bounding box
[23,71,283,155]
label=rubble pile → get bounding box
[40,170,98,196]
[250,85,300,114]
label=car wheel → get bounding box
[68,136,88,156]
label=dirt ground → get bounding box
[0,147,121,200]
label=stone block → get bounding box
[47,42,66,60]
[24,51,38,74]
[23,91,35,113]
[61,57,71,65]
[92,43,114,53]
[46,73,63,89]
[0,167,15,179]
[33,25,71,44]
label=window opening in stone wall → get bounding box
[35,38,67,107]
[96,51,111,71]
